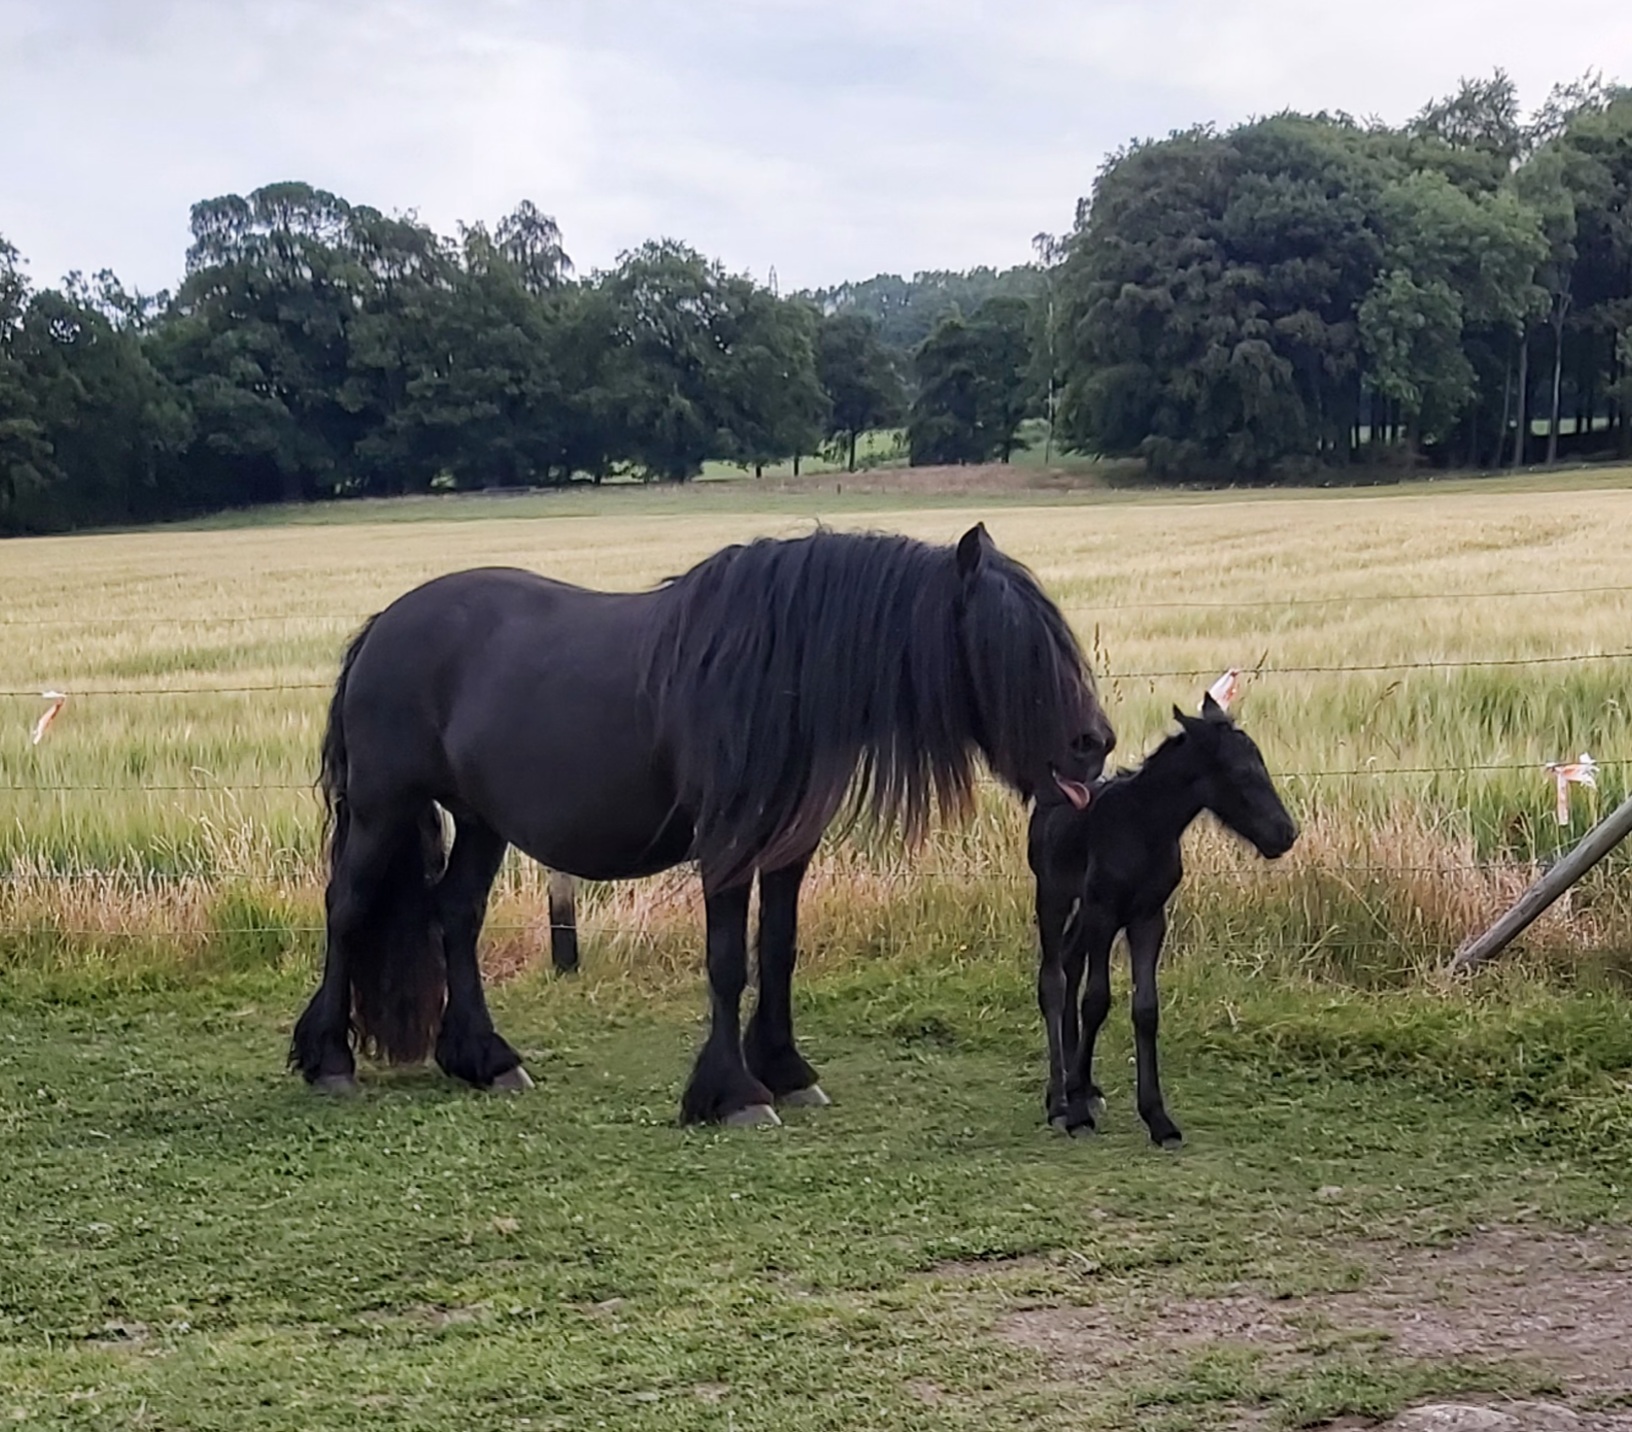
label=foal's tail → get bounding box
[315,615,447,1066]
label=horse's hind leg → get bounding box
[1127,911,1181,1148]
[291,809,416,1092]
[681,881,777,1126]
[744,858,826,1107]
[433,816,527,1090]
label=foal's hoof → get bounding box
[1050,1114,1096,1138]
[778,1084,830,1108]
[314,1074,360,1096]
[491,1066,534,1093]
[1147,1118,1184,1149]
[724,1103,782,1128]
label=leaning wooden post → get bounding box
[1450,792,1632,975]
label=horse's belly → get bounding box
[510,803,696,883]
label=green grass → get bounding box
[5,463,1632,1425]
[2,945,1628,1430]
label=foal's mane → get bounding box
[643,527,1089,884]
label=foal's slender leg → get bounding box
[681,881,778,1126]
[1035,884,1077,1126]
[1127,911,1181,1147]
[744,857,826,1106]
[433,817,527,1090]
[1060,900,1090,1104]
[290,810,412,1092]
[1063,906,1116,1133]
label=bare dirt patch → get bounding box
[995,1226,1632,1427]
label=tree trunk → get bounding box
[1545,297,1570,466]
[793,453,801,477]
[754,461,763,479]
[1511,331,1530,468]
[846,429,858,473]
[1495,359,1512,471]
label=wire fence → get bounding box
[4,647,1632,701]
[3,579,1628,928]
[3,756,1630,795]
[2,581,1631,627]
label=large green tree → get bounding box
[815,312,903,472]
[907,297,1035,465]
[0,237,57,532]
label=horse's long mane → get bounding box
[643,527,1094,885]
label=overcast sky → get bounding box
[4,0,1629,296]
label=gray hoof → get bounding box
[724,1103,781,1128]
[314,1074,359,1096]
[778,1084,830,1108]
[491,1066,534,1093]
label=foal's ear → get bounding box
[955,523,991,580]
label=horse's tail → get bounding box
[317,614,375,875]
[315,614,447,1066]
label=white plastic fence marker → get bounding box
[1204,668,1242,711]
[1545,752,1596,825]
[31,691,67,745]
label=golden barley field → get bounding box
[3,469,1630,988]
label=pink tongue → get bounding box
[1054,774,1093,810]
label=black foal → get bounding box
[1028,694,1297,1146]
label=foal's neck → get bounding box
[1125,740,1207,845]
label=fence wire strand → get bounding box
[3,582,1630,628]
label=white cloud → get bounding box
[2,0,1628,296]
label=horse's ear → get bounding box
[955,524,990,580]
[1201,691,1226,720]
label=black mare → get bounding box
[291,524,1114,1125]
[1028,694,1296,1146]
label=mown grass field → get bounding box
[3,467,1632,1428]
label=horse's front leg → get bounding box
[681,880,778,1126]
[1063,904,1116,1133]
[1035,882,1076,1128]
[744,857,828,1107]
[1127,910,1181,1148]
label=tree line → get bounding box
[0,192,919,534]
[1055,72,1632,476]
[3,70,1630,534]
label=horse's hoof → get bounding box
[1157,1133,1184,1151]
[779,1084,830,1108]
[314,1074,359,1096]
[724,1103,781,1128]
[491,1066,534,1093]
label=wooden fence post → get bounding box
[1449,793,1632,975]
